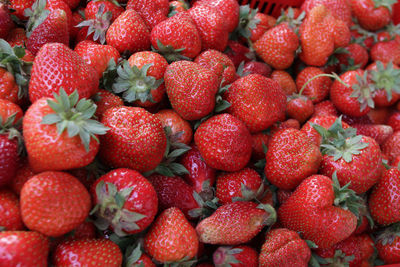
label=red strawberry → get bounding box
[259,228,311,267]
[99,106,167,173]
[301,0,352,26]
[224,74,286,133]
[53,238,122,266]
[93,89,123,121]
[196,201,276,245]
[243,10,276,43]
[277,189,293,205]
[144,207,199,263]
[85,0,123,23]
[194,113,252,172]
[0,189,24,230]
[352,123,393,145]
[0,4,14,39]
[0,132,18,186]
[313,100,338,117]
[295,67,332,104]
[370,40,400,65]
[155,109,193,145]
[388,111,400,132]
[21,171,91,237]
[349,0,392,31]
[271,70,297,95]
[286,95,314,124]
[336,43,369,72]
[0,231,49,266]
[213,245,258,267]
[164,60,219,121]
[278,175,359,249]
[29,43,98,103]
[126,0,169,29]
[382,131,400,164]
[270,119,301,136]
[124,244,155,267]
[376,224,400,264]
[91,168,158,236]
[225,40,252,68]
[265,128,322,190]
[241,61,272,78]
[70,9,84,41]
[10,159,36,195]
[106,9,150,54]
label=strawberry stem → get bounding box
[299,73,349,96]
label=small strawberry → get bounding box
[335,43,369,72]
[271,70,297,95]
[313,100,338,117]
[93,89,123,121]
[376,223,400,264]
[240,61,272,78]
[225,40,252,68]
[213,245,258,267]
[382,131,400,164]
[155,109,193,145]
[286,95,314,124]
[349,0,394,31]
[295,67,332,104]
[0,189,24,230]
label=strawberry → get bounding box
[11,159,36,195]
[269,119,301,136]
[196,201,276,245]
[265,128,322,190]
[213,245,258,267]
[259,228,311,267]
[21,171,91,237]
[241,61,272,78]
[74,40,120,80]
[224,74,286,133]
[194,113,252,172]
[225,40,252,68]
[388,111,400,132]
[352,123,393,145]
[113,51,168,107]
[370,40,400,65]
[251,132,270,160]
[53,238,122,266]
[239,8,276,43]
[23,89,108,172]
[277,189,293,205]
[0,4,14,39]
[278,175,359,249]
[271,70,297,95]
[253,23,299,70]
[313,100,338,117]
[106,9,150,54]
[85,0,123,23]
[301,0,352,26]
[155,109,193,145]
[164,60,219,121]
[335,43,369,72]
[151,12,202,61]
[382,131,400,164]
[286,95,314,124]
[0,135,18,186]
[216,168,263,204]
[349,0,394,31]
[6,28,35,62]
[0,189,24,230]
[126,0,169,29]
[70,9,84,41]
[296,68,333,104]
[93,89,123,121]
[144,207,199,263]
[99,106,167,173]
[369,168,400,225]
[0,231,49,266]
[91,168,158,236]
[376,224,400,264]
[124,244,155,267]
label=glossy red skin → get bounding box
[23,98,99,172]
[296,67,332,104]
[180,144,216,193]
[99,106,167,173]
[0,4,14,39]
[269,119,301,136]
[251,132,270,160]
[316,234,374,267]
[242,61,272,78]
[85,0,124,23]
[213,245,258,267]
[216,168,262,204]
[194,113,252,172]
[286,97,314,124]
[224,74,286,133]
[151,12,202,59]
[382,131,400,164]
[46,0,73,34]
[225,40,251,68]
[0,231,49,266]
[53,238,122,267]
[164,60,219,121]
[29,43,98,103]
[147,174,199,220]
[265,128,322,190]
[277,189,292,205]
[106,9,150,54]
[128,51,169,107]
[369,168,400,225]
[376,235,400,264]
[301,0,352,25]
[94,90,123,121]
[336,43,369,72]
[70,221,96,240]
[259,228,311,267]
[313,100,338,117]
[352,123,393,145]
[11,159,36,195]
[249,13,276,43]
[70,9,84,41]
[370,40,400,65]
[388,112,400,132]
[134,253,156,267]
[349,0,391,31]
[301,116,349,146]
[92,168,158,234]
[126,0,169,29]
[0,189,24,230]
[278,175,357,249]
[155,109,193,145]
[0,135,18,186]
[271,70,297,95]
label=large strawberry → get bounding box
[85,0,123,23]
[144,207,199,263]
[164,60,219,121]
[23,89,108,172]
[224,74,286,133]
[99,106,167,173]
[265,128,322,190]
[91,168,158,236]
[278,175,359,249]
[20,171,91,237]
[0,231,49,266]
[349,0,394,31]
[213,245,258,267]
[126,0,169,29]
[0,189,24,230]
[29,42,98,103]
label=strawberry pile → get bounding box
[1,0,400,266]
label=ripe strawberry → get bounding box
[382,131,400,164]
[91,168,158,236]
[70,9,84,41]
[313,100,338,117]
[106,9,150,54]
[349,0,393,31]
[271,70,297,95]
[251,132,270,160]
[144,207,199,263]
[21,171,91,237]
[0,189,24,230]
[269,119,301,136]
[265,128,322,190]
[369,168,400,225]
[126,0,169,29]
[164,60,219,120]
[0,133,18,186]
[99,106,167,172]
[0,231,49,266]
[253,23,299,70]
[286,95,314,124]
[301,0,352,26]
[278,175,359,249]
[196,201,276,245]
[10,159,36,195]
[194,113,252,172]
[155,109,193,145]
[85,0,123,23]
[277,189,293,205]
[295,67,332,104]
[53,238,122,266]
[352,123,393,145]
[225,40,252,68]
[0,98,23,123]
[93,90,123,121]
[376,224,400,264]
[124,244,155,267]
[335,43,369,72]
[224,74,286,133]
[259,228,311,267]
[388,111,400,132]
[23,89,108,172]
[0,4,14,39]
[241,61,272,78]
[6,28,35,62]
[249,12,276,43]
[370,40,400,65]
[151,12,202,61]
[213,245,258,267]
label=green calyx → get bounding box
[332,172,363,218]
[152,39,191,63]
[350,71,376,111]
[168,0,189,17]
[124,243,144,267]
[373,0,397,12]
[101,58,118,91]
[276,7,305,33]
[90,181,147,237]
[25,0,50,37]
[377,223,400,246]
[369,61,400,102]
[230,5,259,40]
[213,246,243,267]
[0,112,24,155]
[41,88,109,152]
[232,182,265,202]
[112,60,163,104]
[76,3,111,45]
[189,185,220,219]
[257,203,277,226]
